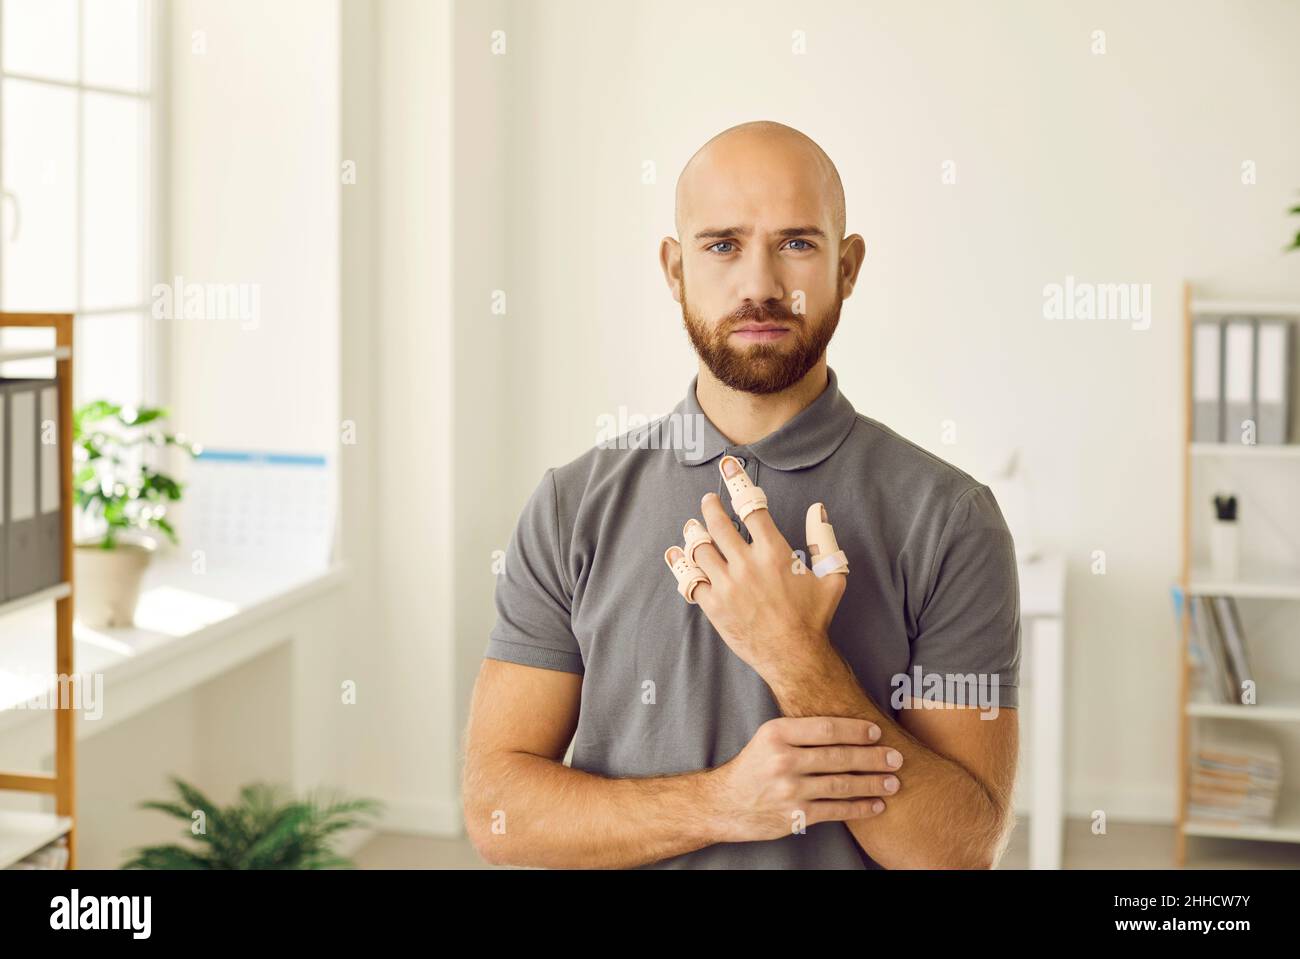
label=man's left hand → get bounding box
[664,455,849,677]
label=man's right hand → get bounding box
[708,716,902,842]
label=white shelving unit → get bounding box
[1188,680,1300,723]
[1187,567,1300,601]
[1183,794,1300,844]
[0,811,73,870]
[1176,286,1300,864]
[0,315,76,870]
[1191,443,1300,461]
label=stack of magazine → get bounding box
[1186,594,1254,704]
[4,835,68,870]
[1189,726,1282,827]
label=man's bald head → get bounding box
[674,121,846,242]
[661,121,865,396]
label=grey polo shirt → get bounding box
[484,365,1021,869]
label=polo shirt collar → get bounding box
[671,365,858,470]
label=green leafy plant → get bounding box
[73,401,199,549]
[122,776,383,870]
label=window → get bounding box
[0,0,156,407]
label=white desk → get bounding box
[0,558,345,737]
[1017,554,1066,869]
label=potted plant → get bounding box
[73,401,198,628]
[122,776,382,869]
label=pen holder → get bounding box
[1209,518,1240,582]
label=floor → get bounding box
[352,816,1300,869]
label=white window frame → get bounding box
[0,0,166,407]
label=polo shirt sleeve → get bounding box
[484,468,585,675]
[909,484,1021,708]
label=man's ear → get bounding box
[659,236,683,304]
[838,234,867,300]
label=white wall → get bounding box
[450,0,513,803]
[166,0,340,455]
[485,0,1300,821]
[361,0,459,832]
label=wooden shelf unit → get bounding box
[0,313,75,870]
[1176,285,1300,865]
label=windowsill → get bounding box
[0,555,348,736]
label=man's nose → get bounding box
[736,248,785,305]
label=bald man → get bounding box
[463,121,1022,869]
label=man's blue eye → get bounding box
[708,239,812,253]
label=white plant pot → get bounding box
[1209,520,1240,582]
[74,542,154,628]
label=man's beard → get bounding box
[680,281,841,395]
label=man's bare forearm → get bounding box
[465,751,725,869]
[762,641,1010,869]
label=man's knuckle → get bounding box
[769,751,795,776]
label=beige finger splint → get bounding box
[664,546,709,604]
[719,455,768,521]
[806,503,849,577]
[683,519,713,565]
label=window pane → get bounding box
[2,0,78,82]
[84,0,146,92]
[75,312,142,408]
[1,79,77,311]
[82,92,145,310]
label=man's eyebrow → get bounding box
[693,225,828,241]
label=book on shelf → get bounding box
[1212,595,1254,700]
[1185,594,1254,705]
